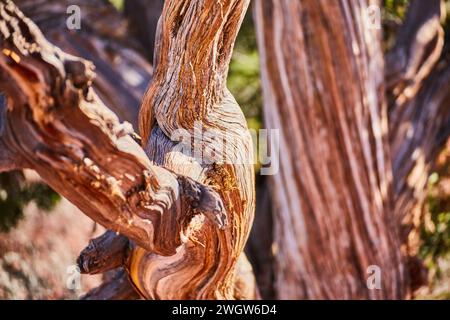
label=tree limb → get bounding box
[254,0,407,299]
[77,230,130,275]
[0,0,256,300]
[134,0,256,299]
[0,0,226,256]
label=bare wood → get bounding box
[132,0,256,299]
[77,230,130,275]
[15,0,153,128]
[0,0,224,274]
[139,0,251,142]
[254,0,407,299]
[0,0,256,300]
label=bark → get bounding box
[255,0,407,299]
[136,0,257,300]
[78,230,130,275]
[0,0,256,300]
[254,0,450,299]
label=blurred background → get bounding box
[0,0,449,299]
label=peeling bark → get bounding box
[254,0,450,299]
[0,0,226,255]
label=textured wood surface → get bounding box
[254,0,450,299]
[135,0,257,299]
[15,0,153,128]
[255,0,406,299]
[0,0,256,299]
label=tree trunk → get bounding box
[254,0,450,299]
[0,0,257,300]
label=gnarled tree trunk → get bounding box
[0,0,257,300]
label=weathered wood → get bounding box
[78,230,130,275]
[81,268,141,300]
[0,0,256,300]
[254,0,407,299]
[253,0,450,299]
[139,0,251,142]
[16,0,153,128]
[134,0,257,300]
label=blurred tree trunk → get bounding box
[124,0,164,64]
[254,0,449,299]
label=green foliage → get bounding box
[383,0,408,20]
[109,0,124,11]
[420,162,450,277]
[0,172,60,233]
